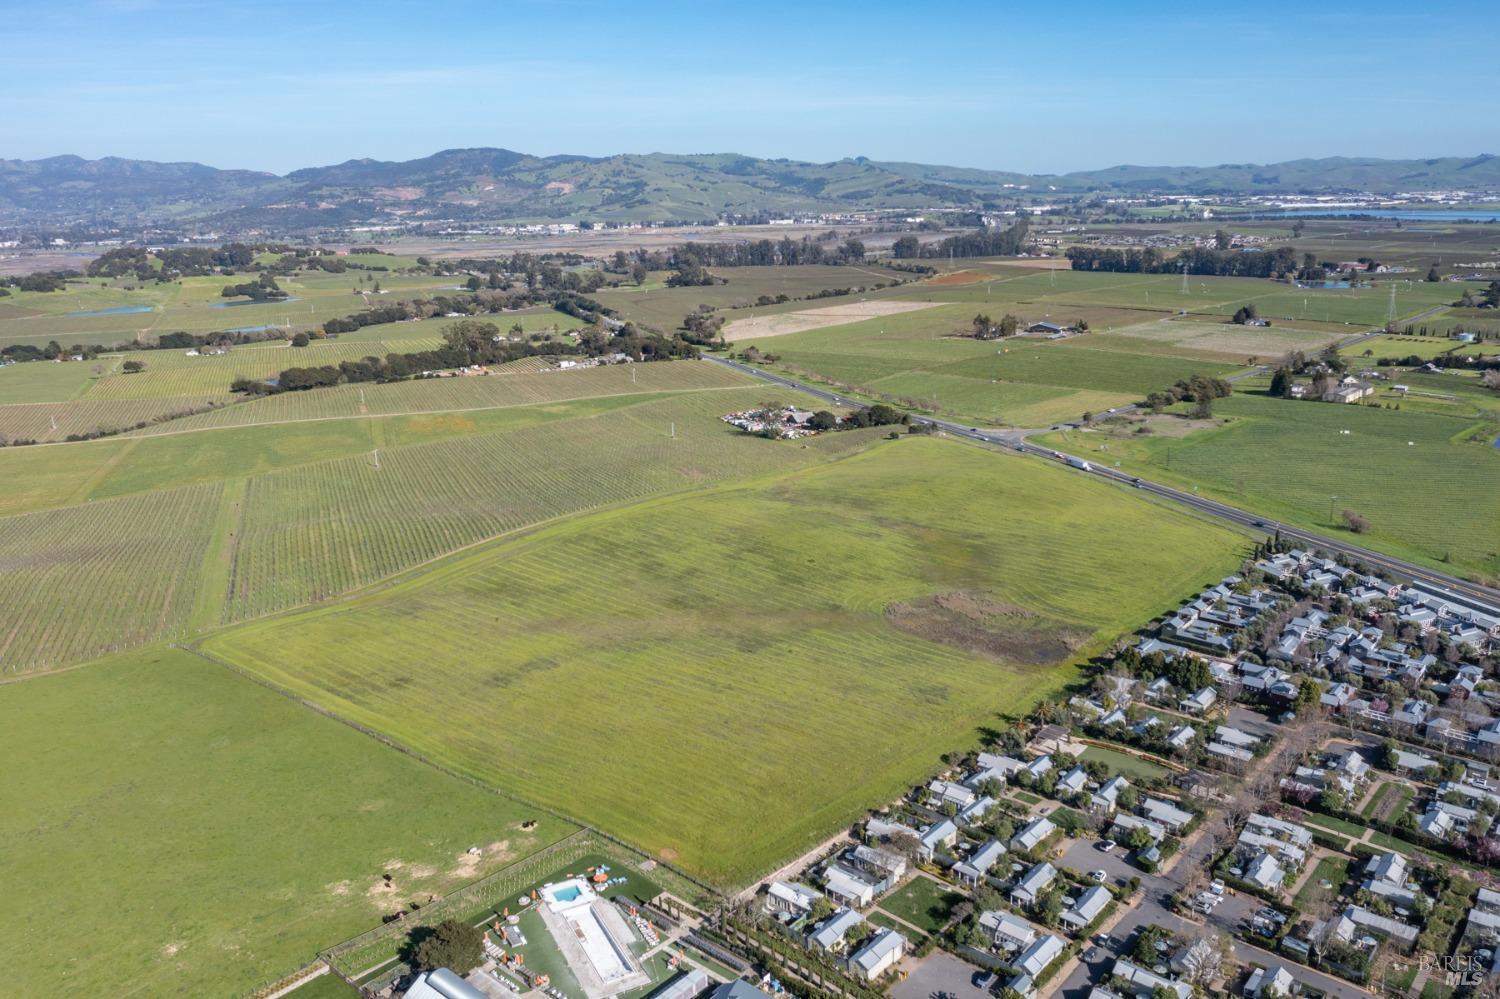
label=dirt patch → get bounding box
[659,847,679,862]
[928,270,985,286]
[723,300,941,342]
[886,591,1089,664]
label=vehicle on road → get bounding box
[1065,456,1093,471]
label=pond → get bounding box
[211,296,300,309]
[1296,281,1353,289]
[65,305,154,317]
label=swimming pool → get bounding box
[553,885,583,903]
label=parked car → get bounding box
[1209,879,1226,896]
[1091,869,1108,882]
[1098,840,1117,853]
[973,972,996,990]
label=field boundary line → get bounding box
[62,435,138,505]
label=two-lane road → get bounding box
[703,355,1500,608]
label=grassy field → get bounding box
[0,269,460,349]
[203,437,1245,886]
[1037,387,1500,582]
[739,305,1246,428]
[593,264,909,330]
[878,877,962,933]
[0,647,574,996]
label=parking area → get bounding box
[891,949,992,999]
[1059,837,1138,889]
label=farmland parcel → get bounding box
[205,437,1244,887]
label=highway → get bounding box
[702,354,1500,608]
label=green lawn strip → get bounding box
[1013,791,1044,805]
[868,910,929,944]
[283,973,362,999]
[1301,813,1366,839]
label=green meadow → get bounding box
[204,437,1245,886]
[0,646,574,997]
[1039,386,1500,581]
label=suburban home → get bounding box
[1167,725,1197,751]
[1058,765,1089,797]
[1242,850,1287,891]
[1110,959,1192,999]
[1244,964,1296,998]
[1391,749,1440,774]
[823,865,878,908]
[1060,885,1110,930]
[1365,851,1408,889]
[847,927,906,981]
[1214,725,1260,749]
[849,844,907,887]
[1207,741,1254,764]
[1094,775,1129,815]
[1330,905,1417,950]
[1016,933,1066,978]
[953,839,1007,885]
[927,779,977,811]
[979,909,1038,952]
[1112,813,1166,846]
[958,795,997,826]
[1010,861,1058,908]
[766,880,823,916]
[1011,815,1057,853]
[919,819,958,860]
[1181,686,1217,714]
[1141,797,1194,832]
[970,752,1028,785]
[1024,755,1055,781]
[1026,321,1069,335]
[807,907,864,953]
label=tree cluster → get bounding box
[1066,245,1301,279]
[1143,375,1233,415]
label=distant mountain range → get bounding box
[2,149,1497,231]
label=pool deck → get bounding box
[537,894,651,999]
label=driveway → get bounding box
[892,950,992,999]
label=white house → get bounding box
[808,907,864,952]
[1011,815,1056,853]
[1016,933,1066,978]
[979,910,1038,952]
[766,881,822,916]
[1060,885,1110,930]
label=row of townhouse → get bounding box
[1232,813,1314,892]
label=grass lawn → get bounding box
[0,647,574,996]
[1078,744,1171,783]
[878,877,964,934]
[204,437,1245,887]
[868,910,928,942]
[1301,812,1367,838]
[1294,856,1351,911]
[1013,791,1043,805]
[283,973,362,999]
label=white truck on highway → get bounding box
[1065,456,1092,472]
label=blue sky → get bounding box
[2,0,1494,174]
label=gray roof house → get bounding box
[953,840,1007,885]
[766,880,822,915]
[1141,797,1194,832]
[1181,687,1218,714]
[847,927,906,981]
[919,819,958,860]
[1011,815,1056,853]
[1058,765,1089,797]
[1060,885,1111,930]
[1016,933,1066,978]
[823,865,878,908]
[808,907,864,952]
[979,910,1038,952]
[1011,861,1058,908]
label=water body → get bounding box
[210,296,300,309]
[1260,209,1500,222]
[65,305,154,317]
[223,324,280,333]
[1296,280,1353,289]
